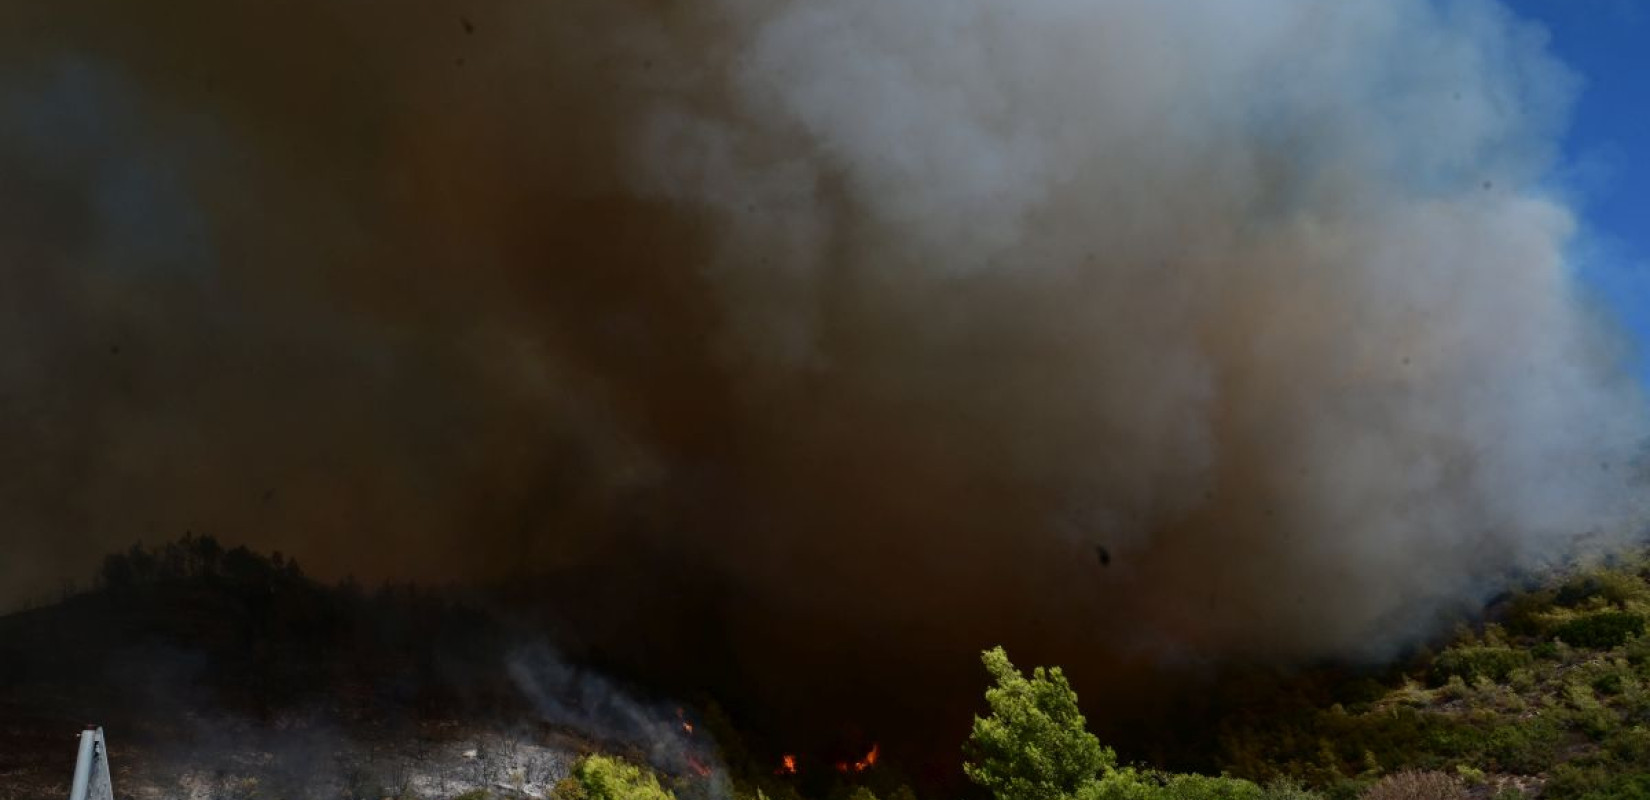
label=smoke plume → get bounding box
[2,0,1645,750]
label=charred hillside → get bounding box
[0,537,914,797]
[0,536,518,729]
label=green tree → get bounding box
[964,647,1112,800]
[566,755,675,800]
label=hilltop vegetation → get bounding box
[543,550,1650,800]
[1211,549,1650,799]
[958,549,1650,799]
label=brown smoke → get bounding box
[1,0,1645,748]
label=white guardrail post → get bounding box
[68,726,114,800]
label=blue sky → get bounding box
[1503,1,1650,375]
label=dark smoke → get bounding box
[2,0,1646,756]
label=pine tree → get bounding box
[963,647,1111,800]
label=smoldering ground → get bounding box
[1,0,1646,765]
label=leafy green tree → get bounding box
[964,647,1112,800]
[566,755,675,800]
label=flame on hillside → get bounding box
[835,744,879,774]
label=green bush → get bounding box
[1502,590,1558,635]
[1543,764,1650,800]
[1479,718,1564,773]
[1624,635,1650,667]
[1077,770,1266,800]
[1160,774,1264,800]
[1563,681,1616,741]
[1603,726,1650,764]
[1080,768,1159,800]
[1553,612,1645,650]
[1594,571,1649,607]
[568,755,674,800]
[1591,671,1625,696]
[1258,779,1322,800]
[1429,647,1531,686]
[1436,676,1471,702]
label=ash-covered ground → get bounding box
[0,539,732,800]
[1,713,582,800]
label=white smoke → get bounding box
[608,0,1648,656]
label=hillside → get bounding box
[4,540,1649,800]
[1208,550,1650,799]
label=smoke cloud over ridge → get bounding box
[2,0,1645,740]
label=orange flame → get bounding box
[837,744,880,773]
[687,756,712,777]
[777,754,798,775]
[677,708,695,735]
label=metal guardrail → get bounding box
[68,726,113,800]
